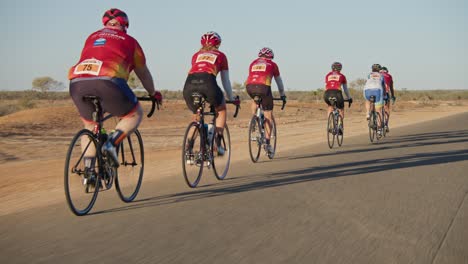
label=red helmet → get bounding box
[102,8,129,30]
[258,47,274,59]
[201,31,222,47]
[332,62,342,71]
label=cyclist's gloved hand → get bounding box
[348,98,353,105]
[391,96,396,104]
[281,95,287,103]
[152,91,163,105]
[232,95,241,106]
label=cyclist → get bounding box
[380,66,396,132]
[245,47,286,154]
[183,31,239,154]
[68,8,163,168]
[363,64,386,133]
[323,62,353,133]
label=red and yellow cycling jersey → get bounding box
[188,50,228,76]
[245,58,280,86]
[325,71,347,90]
[381,72,393,93]
[68,28,146,80]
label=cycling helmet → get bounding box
[201,31,222,47]
[381,66,388,73]
[372,64,382,72]
[258,47,274,59]
[102,8,129,30]
[332,62,342,71]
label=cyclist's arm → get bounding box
[389,80,395,97]
[134,65,156,96]
[342,83,351,99]
[274,75,286,97]
[220,70,234,101]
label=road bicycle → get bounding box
[64,95,157,216]
[327,97,351,149]
[368,95,385,143]
[181,93,240,188]
[248,95,286,162]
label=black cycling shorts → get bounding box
[69,77,138,121]
[183,73,224,113]
[323,89,345,109]
[246,84,274,111]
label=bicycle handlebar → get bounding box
[226,95,241,118]
[137,96,160,118]
[343,99,352,108]
[273,98,287,110]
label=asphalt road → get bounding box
[1,113,468,264]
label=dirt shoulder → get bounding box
[1,100,468,216]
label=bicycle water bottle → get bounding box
[100,128,108,142]
[207,124,214,145]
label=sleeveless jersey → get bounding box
[68,28,146,80]
[245,58,280,86]
[188,50,228,76]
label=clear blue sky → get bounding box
[2,0,467,91]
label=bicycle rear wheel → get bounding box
[213,125,231,180]
[267,118,277,159]
[64,129,101,216]
[248,116,262,162]
[376,113,383,140]
[115,129,144,202]
[369,112,376,143]
[336,114,344,147]
[182,122,204,188]
[327,112,335,148]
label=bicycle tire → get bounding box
[182,122,204,188]
[376,113,383,140]
[115,129,144,202]
[369,112,376,143]
[248,116,262,162]
[213,125,231,180]
[267,118,277,159]
[336,114,344,147]
[327,112,335,148]
[64,129,101,216]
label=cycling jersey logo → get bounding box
[94,38,107,46]
[251,63,267,72]
[195,53,217,64]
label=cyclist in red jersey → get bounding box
[183,31,240,154]
[69,8,163,167]
[323,62,353,126]
[245,47,286,154]
[380,66,396,132]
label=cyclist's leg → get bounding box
[323,90,334,118]
[375,88,384,129]
[246,84,259,115]
[335,90,345,120]
[69,79,102,169]
[363,89,372,119]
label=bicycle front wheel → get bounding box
[182,122,203,188]
[327,112,335,149]
[248,116,262,162]
[115,129,144,203]
[64,129,101,216]
[336,114,344,147]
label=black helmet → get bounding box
[381,66,388,72]
[331,62,342,71]
[371,64,382,72]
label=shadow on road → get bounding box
[91,129,468,215]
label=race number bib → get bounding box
[195,53,217,64]
[73,59,103,76]
[251,63,267,72]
